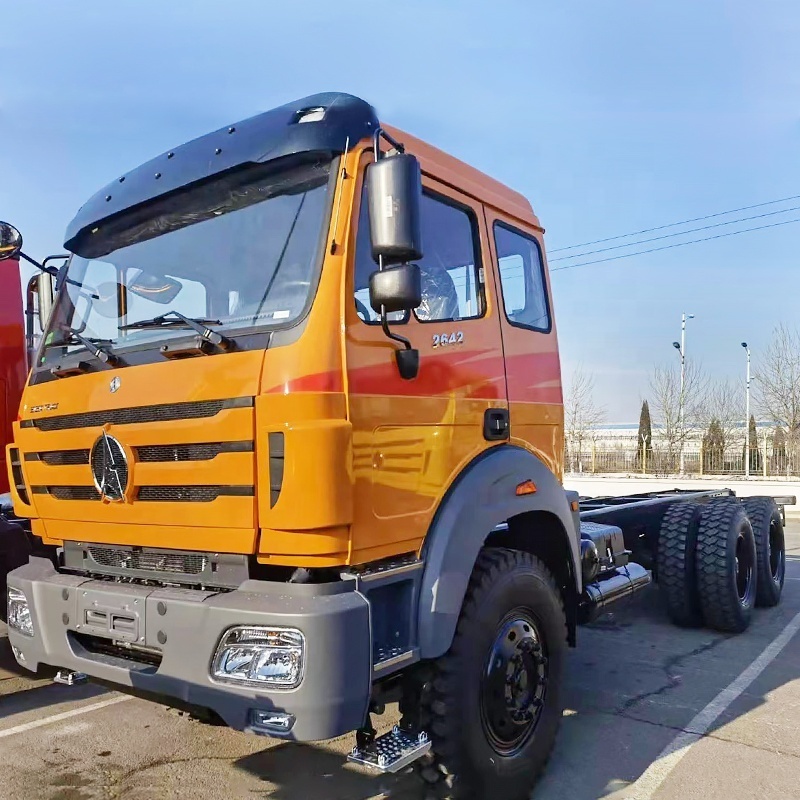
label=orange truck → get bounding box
[1,93,791,799]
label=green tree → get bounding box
[743,414,763,474]
[636,400,654,471]
[703,418,725,474]
[772,426,787,475]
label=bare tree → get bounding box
[564,367,606,473]
[649,360,708,473]
[754,324,800,471]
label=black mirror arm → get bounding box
[379,307,419,381]
[18,250,55,276]
[18,250,80,288]
[380,307,413,351]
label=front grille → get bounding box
[36,450,91,466]
[88,546,208,575]
[63,541,249,589]
[136,441,253,462]
[137,485,254,502]
[47,486,102,501]
[20,396,253,431]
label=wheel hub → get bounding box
[480,613,548,756]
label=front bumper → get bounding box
[7,557,372,741]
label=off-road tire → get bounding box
[742,496,785,608]
[695,502,757,633]
[399,548,566,800]
[657,501,704,627]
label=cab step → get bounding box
[347,726,431,773]
[53,669,87,686]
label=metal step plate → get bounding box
[53,669,88,686]
[347,726,431,773]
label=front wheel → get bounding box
[401,549,566,800]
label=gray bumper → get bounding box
[7,557,372,742]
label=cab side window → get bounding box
[493,222,550,332]
[354,187,483,323]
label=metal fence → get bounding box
[565,434,799,477]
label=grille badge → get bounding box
[90,432,129,502]
[110,377,121,393]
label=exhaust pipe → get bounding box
[579,563,651,624]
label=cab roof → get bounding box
[64,92,540,251]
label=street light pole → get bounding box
[742,342,751,479]
[673,313,694,475]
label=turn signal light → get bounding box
[515,480,537,496]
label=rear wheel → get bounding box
[657,502,704,627]
[695,502,757,633]
[742,496,785,607]
[400,549,566,800]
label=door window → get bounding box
[493,222,550,332]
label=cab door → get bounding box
[345,156,506,564]
[484,208,563,476]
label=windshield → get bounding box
[39,157,333,367]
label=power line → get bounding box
[550,204,800,262]
[550,216,800,273]
[549,194,800,253]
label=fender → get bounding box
[417,445,580,659]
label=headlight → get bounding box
[211,626,304,689]
[7,587,34,637]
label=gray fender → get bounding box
[417,445,580,659]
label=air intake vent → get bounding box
[9,448,29,505]
[137,485,254,502]
[88,546,208,575]
[20,396,253,431]
[37,450,91,466]
[136,441,253,462]
[47,486,102,501]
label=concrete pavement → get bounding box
[1,524,800,799]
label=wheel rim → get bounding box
[735,532,755,606]
[479,611,548,757]
[768,518,785,585]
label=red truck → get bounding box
[0,240,56,614]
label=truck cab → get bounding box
[5,93,655,800]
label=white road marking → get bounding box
[625,608,800,799]
[0,695,132,739]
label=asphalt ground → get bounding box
[2,521,800,800]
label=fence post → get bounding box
[642,443,647,475]
[699,442,704,476]
[763,430,768,478]
[591,441,596,474]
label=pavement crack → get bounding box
[616,634,731,714]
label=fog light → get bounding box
[211,627,304,689]
[7,587,34,637]
[11,646,25,663]
[248,710,295,734]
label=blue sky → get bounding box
[2,0,798,420]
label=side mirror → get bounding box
[366,153,423,265]
[369,263,422,314]
[0,221,23,261]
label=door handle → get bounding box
[483,408,510,441]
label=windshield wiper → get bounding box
[120,310,233,350]
[55,327,119,365]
